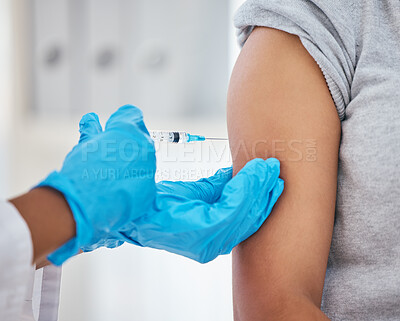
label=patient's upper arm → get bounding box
[228,27,341,320]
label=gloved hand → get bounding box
[36,105,157,265]
[117,158,284,263]
[80,166,235,252]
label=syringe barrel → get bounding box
[149,131,188,143]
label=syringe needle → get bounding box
[205,137,228,141]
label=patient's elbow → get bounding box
[234,289,326,321]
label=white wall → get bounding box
[229,0,247,70]
[0,0,12,196]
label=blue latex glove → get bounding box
[36,105,157,265]
[117,158,284,263]
[80,166,235,252]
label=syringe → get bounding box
[149,130,227,143]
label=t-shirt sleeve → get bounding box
[234,0,357,121]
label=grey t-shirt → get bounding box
[234,1,400,320]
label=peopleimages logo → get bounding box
[229,139,318,163]
[79,138,319,180]
[155,139,318,163]
[81,168,156,180]
[81,139,153,162]
[155,168,219,181]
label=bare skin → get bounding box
[228,27,341,320]
[9,187,76,266]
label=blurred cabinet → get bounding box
[31,0,230,118]
[33,0,71,115]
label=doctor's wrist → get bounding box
[9,187,76,265]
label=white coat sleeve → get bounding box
[35,265,62,321]
[0,200,33,321]
[26,265,62,321]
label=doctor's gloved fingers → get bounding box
[105,105,150,137]
[194,167,233,203]
[235,158,280,189]
[210,158,281,231]
[234,177,285,246]
[81,239,124,252]
[246,176,284,236]
[79,112,103,143]
[157,167,233,203]
[220,158,280,207]
[263,178,284,218]
[259,158,281,192]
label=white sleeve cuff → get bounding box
[0,200,33,321]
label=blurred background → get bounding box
[0,0,246,320]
